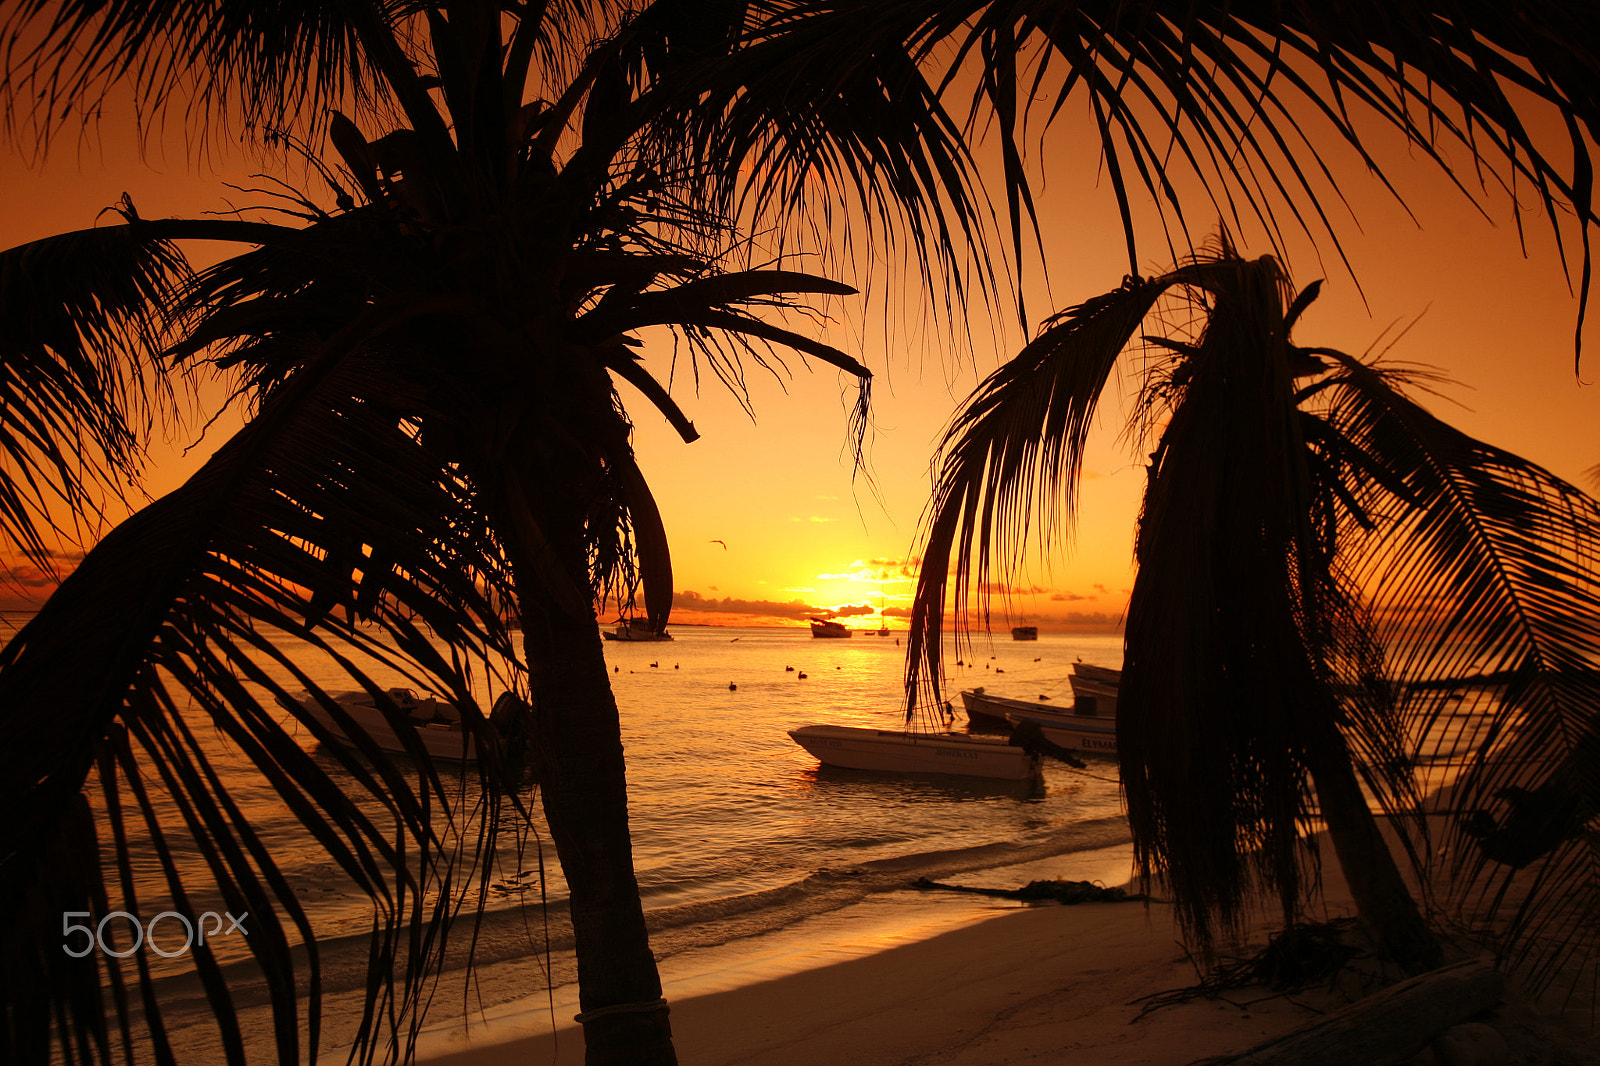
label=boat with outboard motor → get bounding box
[787,723,1039,779]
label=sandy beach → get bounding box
[414,868,1599,1066]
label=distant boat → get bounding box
[876,617,890,636]
[809,617,853,638]
[787,724,1039,779]
[299,687,476,762]
[604,620,674,641]
[962,687,1117,756]
[1011,626,1038,641]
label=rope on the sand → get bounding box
[574,997,670,1024]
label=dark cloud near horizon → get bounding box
[2,565,61,589]
[673,590,820,620]
[673,590,895,622]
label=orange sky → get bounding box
[2,76,1597,630]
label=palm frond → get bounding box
[906,246,1432,962]
[1115,254,1402,953]
[1,0,392,149]
[688,1,1599,362]
[664,4,1005,328]
[1319,353,1600,995]
[980,0,1599,348]
[0,339,525,1065]
[0,218,190,568]
[905,274,1169,716]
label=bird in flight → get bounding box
[710,539,727,550]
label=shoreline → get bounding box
[145,820,1132,1060]
[416,889,1354,1066]
[414,860,1600,1066]
[403,841,1137,1062]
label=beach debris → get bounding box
[1187,958,1506,1066]
[912,877,1138,905]
[1134,919,1362,1021]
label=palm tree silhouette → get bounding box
[4,2,1600,1063]
[0,7,893,1065]
[907,238,1600,989]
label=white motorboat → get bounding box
[787,724,1039,780]
[1003,712,1118,757]
[963,684,1115,721]
[604,621,674,641]
[809,617,853,638]
[299,687,476,762]
[960,687,1091,725]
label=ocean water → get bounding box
[608,625,1127,911]
[9,614,1132,982]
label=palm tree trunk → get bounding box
[518,588,676,1065]
[1305,720,1441,974]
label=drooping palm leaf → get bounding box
[0,216,189,568]
[0,331,525,1064]
[691,1,1599,359]
[669,5,1005,324]
[1,0,385,149]
[1317,353,1600,995]
[1116,255,1425,956]
[912,241,1598,988]
[905,275,1167,719]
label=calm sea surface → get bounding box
[3,614,1131,975]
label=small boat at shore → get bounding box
[962,687,1118,756]
[1011,626,1038,641]
[809,617,853,638]
[1068,662,1121,716]
[1071,661,1122,685]
[299,688,476,762]
[1067,676,1118,714]
[788,724,1039,780]
[1004,712,1118,757]
[604,620,674,641]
